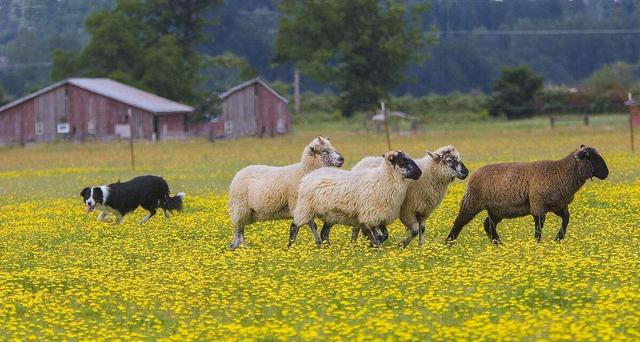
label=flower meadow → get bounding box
[0,122,639,340]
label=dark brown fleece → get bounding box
[446,145,608,243]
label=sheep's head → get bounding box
[384,150,422,180]
[307,136,344,167]
[575,144,609,180]
[426,145,468,180]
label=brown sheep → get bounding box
[445,145,608,244]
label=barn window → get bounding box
[224,121,233,135]
[35,122,43,136]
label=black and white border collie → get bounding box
[80,175,185,224]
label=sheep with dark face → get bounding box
[291,151,422,247]
[446,145,608,244]
[323,145,468,247]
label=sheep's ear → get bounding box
[384,151,398,162]
[426,150,442,162]
[316,136,325,144]
[580,144,586,148]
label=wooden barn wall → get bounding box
[221,84,257,138]
[34,86,67,142]
[0,99,35,144]
[256,84,290,137]
[67,85,154,140]
[157,113,187,139]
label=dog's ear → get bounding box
[80,187,90,198]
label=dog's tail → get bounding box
[164,192,185,211]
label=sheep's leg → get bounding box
[418,220,426,246]
[363,226,381,248]
[351,226,360,243]
[287,222,300,248]
[376,225,389,244]
[553,207,570,241]
[533,213,546,243]
[231,224,248,250]
[445,205,481,243]
[401,222,419,248]
[320,222,334,245]
[482,214,502,245]
[308,221,322,248]
[368,226,387,247]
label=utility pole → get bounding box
[381,101,391,151]
[294,68,301,115]
[128,108,135,170]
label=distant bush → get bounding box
[488,67,544,119]
[298,91,489,124]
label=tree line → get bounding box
[0,0,639,118]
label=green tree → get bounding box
[51,0,222,103]
[488,67,544,119]
[274,0,430,117]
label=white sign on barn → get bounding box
[57,123,70,134]
[115,124,131,138]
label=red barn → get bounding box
[215,78,291,139]
[0,78,193,145]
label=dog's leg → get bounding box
[139,209,156,224]
[97,211,108,222]
[163,209,170,218]
[116,215,124,224]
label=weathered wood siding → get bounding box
[67,85,155,140]
[34,86,67,142]
[157,113,187,139]
[256,84,290,137]
[0,99,35,144]
[218,82,290,139]
[221,84,257,138]
[0,84,191,144]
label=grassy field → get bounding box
[0,117,639,340]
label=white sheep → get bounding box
[290,151,422,247]
[228,137,344,250]
[341,146,468,247]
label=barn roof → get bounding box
[0,78,194,114]
[219,77,289,104]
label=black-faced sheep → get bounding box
[445,145,608,244]
[291,151,422,247]
[339,145,468,247]
[228,137,344,250]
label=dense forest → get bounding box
[0,0,639,101]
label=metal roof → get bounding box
[0,78,194,114]
[219,77,289,104]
